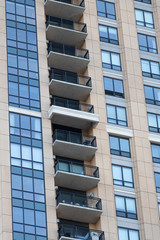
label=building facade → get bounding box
[0,0,160,239]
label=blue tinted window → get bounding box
[135,9,154,28]
[118,228,139,240]
[115,196,137,219]
[155,172,160,193]
[101,51,121,71]
[107,105,127,126]
[97,0,116,20]
[141,59,160,79]
[112,165,134,188]
[109,136,131,157]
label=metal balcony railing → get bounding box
[55,158,99,178]
[51,97,94,113]
[57,191,102,210]
[46,16,87,33]
[59,224,105,240]
[48,42,89,59]
[45,0,85,7]
[50,69,91,87]
[53,129,97,147]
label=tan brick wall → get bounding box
[35,0,57,239]
[116,0,160,239]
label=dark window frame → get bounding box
[112,165,134,188]
[138,33,157,53]
[135,8,154,28]
[109,135,131,158]
[99,24,119,45]
[144,85,160,106]
[106,104,127,126]
[101,50,122,71]
[97,0,116,20]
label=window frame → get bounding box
[96,0,116,20]
[106,104,127,126]
[115,195,137,219]
[104,77,124,98]
[148,113,160,133]
[135,9,154,28]
[101,50,121,71]
[134,0,151,4]
[141,59,160,79]
[118,227,140,240]
[138,33,157,53]
[112,165,134,188]
[109,135,131,158]
[99,24,119,45]
[154,172,160,193]
[151,144,160,164]
[144,85,160,106]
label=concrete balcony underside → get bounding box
[48,105,99,130]
[55,171,100,191]
[46,25,87,47]
[45,0,85,21]
[49,79,92,101]
[57,203,102,224]
[52,140,97,161]
[47,52,89,74]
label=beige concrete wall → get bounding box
[83,0,118,239]
[116,0,160,239]
[0,0,12,239]
[35,0,57,239]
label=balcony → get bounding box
[48,42,89,73]
[44,0,85,21]
[46,17,87,47]
[59,224,105,240]
[49,69,92,101]
[56,191,102,223]
[55,158,100,191]
[49,97,99,130]
[53,129,97,161]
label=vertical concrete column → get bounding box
[152,0,160,57]
[0,0,12,239]
[115,0,160,239]
[35,0,57,239]
[83,0,118,239]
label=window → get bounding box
[106,105,127,126]
[9,112,47,239]
[148,113,160,133]
[109,136,131,157]
[151,144,160,164]
[104,77,124,98]
[135,0,151,3]
[115,196,137,219]
[101,51,121,71]
[141,59,160,79]
[158,203,160,217]
[144,85,160,106]
[118,228,139,240]
[99,25,118,44]
[97,0,116,19]
[135,9,154,28]
[112,165,134,188]
[138,34,157,53]
[6,0,41,111]
[154,172,160,193]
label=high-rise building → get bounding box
[0,0,160,239]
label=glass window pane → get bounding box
[135,9,143,22]
[106,2,115,17]
[104,77,113,91]
[148,113,157,128]
[151,62,160,75]
[102,51,110,64]
[111,53,120,66]
[35,211,46,227]
[123,167,133,182]
[12,175,22,190]
[114,80,123,94]
[154,88,160,101]
[112,165,122,180]
[151,144,160,158]
[99,25,108,38]
[117,107,126,121]
[115,196,125,211]
[13,207,23,223]
[138,34,147,48]
[11,143,21,158]
[144,12,153,25]
[34,179,44,194]
[110,136,119,150]
[144,86,154,100]
[23,177,33,192]
[109,27,117,40]
[126,198,136,213]
[24,209,34,225]
[129,230,139,240]
[120,138,130,152]
[118,228,128,240]
[107,105,116,119]
[155,173,160,188]
[141,59,150,73]
[21,115,30,130]
[22,145,31,160]
[8,54,17,68]
[148,36,156,50]
[32,147,42,162]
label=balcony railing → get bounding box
[48,42,89,59]
[45,0,85,7]
[51,97,94,113]
[50,69,91,87]
[59,224,105,240]
[53,129,97,147]
[46,16,87,33]
[57,191,102,210]
[55,158,99,178]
